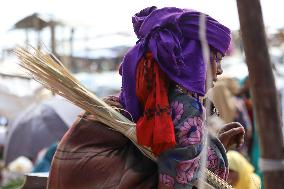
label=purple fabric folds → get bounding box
[119,6,231,122]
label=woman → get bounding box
[120,6,243,188]
[48,6,244,189]
[227,150,261,189]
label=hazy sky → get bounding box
[0,0,283,50]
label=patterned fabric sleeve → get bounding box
[157,88,228,189]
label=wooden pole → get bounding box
[50,21,56,56]
[236,0,284,188]
[25,29,29,48]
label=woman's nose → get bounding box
[217,64,223,75]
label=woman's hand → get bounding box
[103,96,124,111]
[218,122,245,151]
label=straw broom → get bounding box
[13,46,233,189]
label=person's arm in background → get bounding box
[218,122,245,151]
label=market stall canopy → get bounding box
[13,13,50,31]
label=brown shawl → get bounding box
[48,113,158,189]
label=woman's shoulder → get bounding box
[169,86,204,118]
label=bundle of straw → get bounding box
[13,46,232,189]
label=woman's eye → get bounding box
[216,52,223,60]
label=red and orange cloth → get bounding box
[136,53,176,155]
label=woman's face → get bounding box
[206,50,223,91]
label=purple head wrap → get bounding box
[119,6,231,122]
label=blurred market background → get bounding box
[0,0,283,188]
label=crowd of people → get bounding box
[208,76,262,189]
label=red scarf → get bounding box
[136,53,176,155]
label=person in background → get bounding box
[209,77,252,156]
[32,143,58,173]
[227,150,261,189]
[238,76,264,188]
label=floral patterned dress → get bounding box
[158,87,228,188]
